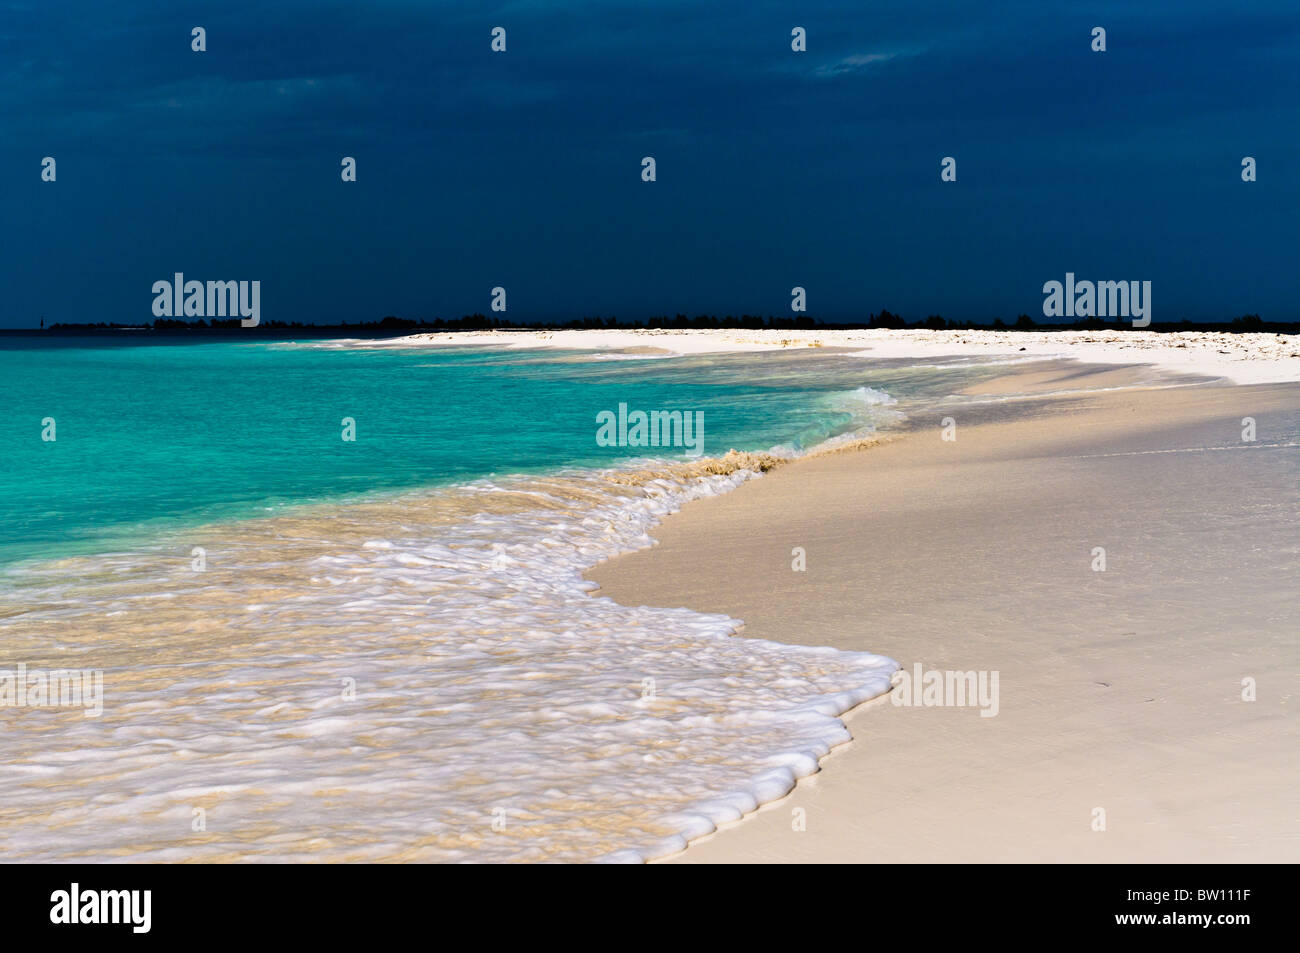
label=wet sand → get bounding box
[588,362,1300,862]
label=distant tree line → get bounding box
[30,312,1297,335]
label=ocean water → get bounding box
[0,337,1013,861]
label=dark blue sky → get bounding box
[4,1,1298,327]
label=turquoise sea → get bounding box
[0,335,1012,862]
[0,336,989,568]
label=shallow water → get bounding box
[0,339,1020,861]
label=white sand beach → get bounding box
[346,328,1300,860]
[584,358,1300,862]
[350,327,1300,385]
[316,328,1300,861]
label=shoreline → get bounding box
[0,421,903,862]
[587,361,1300,862]
[327,327,1300,387]
[6,343,1297,861]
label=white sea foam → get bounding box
[588,351,676,361]
[0,458,897,863]
[832,385,900,412]
[779,386,905,456]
